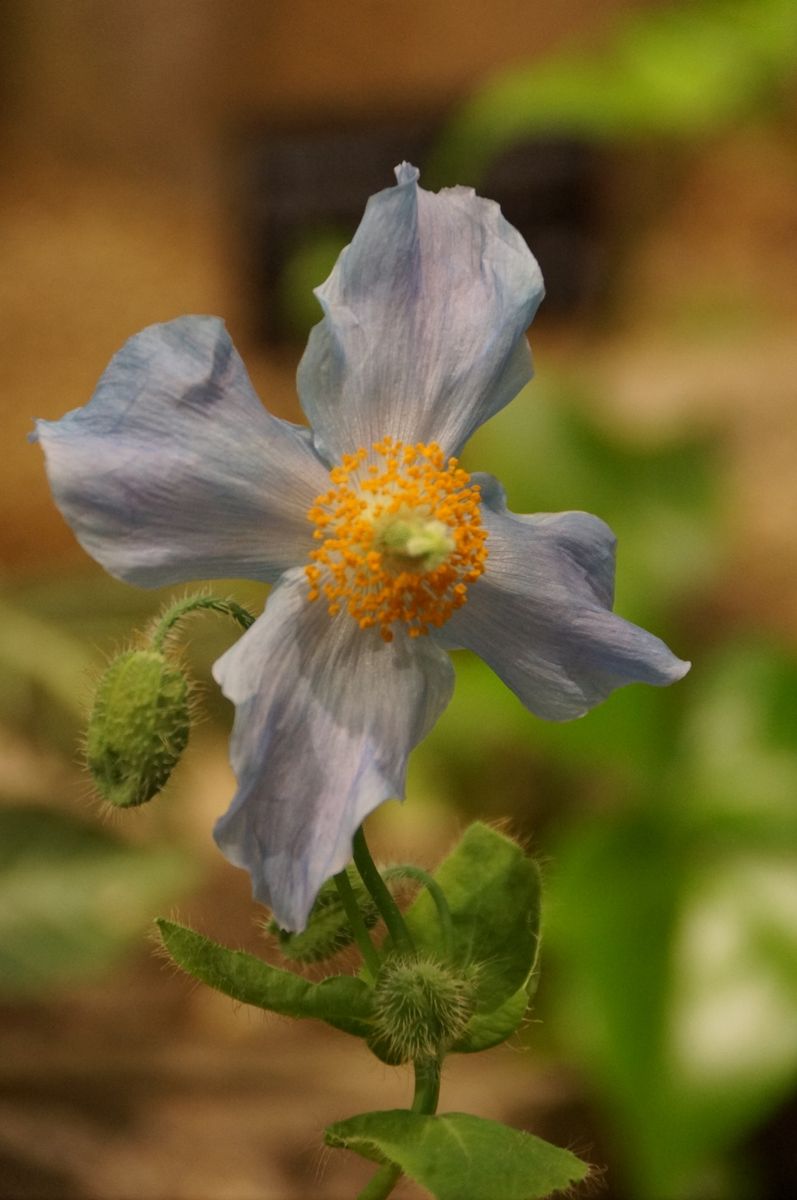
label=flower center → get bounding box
[305,437,488,642]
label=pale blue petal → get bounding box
[212,567,455,931]
[297,162,544,464]
[34,317,328,586]
[439,474,690,720]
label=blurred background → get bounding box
[2,1,797,1197]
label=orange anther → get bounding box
[304,438,488,641]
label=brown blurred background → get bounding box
[4,0,797,619]
[2,2,797,1198]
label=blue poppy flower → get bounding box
[34,163,689,931]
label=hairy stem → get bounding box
[151,594,255,652]
[382,864,455,962]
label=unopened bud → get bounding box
[372,956,478,1063]
[270,868,379,964]
[87,649,190,808]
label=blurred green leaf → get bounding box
[1,573,268,737]
[546,639,797,1196]
[0,597,95,720]
[278,225,349,338]
[326,1109,589,1200]
[0,807,195,995]
[429,0,797,185]
[674,640,797,839]
[426,644,683,793]
[546,807,687,1188]
[665,850,797,1174]
[466,380,720,628]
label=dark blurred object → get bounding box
[746,1089,797,1200]
[485,135,602,316]
[235,121,601,344]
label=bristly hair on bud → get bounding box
[267,868,379,964]
[371,955,479,1064]
[84,591,255,810]
[86,648,191,809]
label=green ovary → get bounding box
[375,513,455,572]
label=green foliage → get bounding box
[0,808,194,995]
[403,822,542,1017]
[157,918,374,1038]
[545,639,797,1198]
[159,825,543,1065]
[675,640,797,838]
[0,595,94,722]
[270,866,379,964]
[157,830,554,1200]
[429,0,797,186]
[325,1110,589,1200]
[158,827,554,1197]
[546,805,689,1191]
[467,380,720,628]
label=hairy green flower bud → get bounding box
[86,649,190,808]
[269,868,379,964]
[372,956,479,1063]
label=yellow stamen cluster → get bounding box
[306,438,488,642]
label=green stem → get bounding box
[355,1057,441,1200]
[355,1162,402,1200]
[382,864,455,962]
[352,826,415,956]
[333,870,381,982]
[411,1055,442,1114]
[151,594,255,652]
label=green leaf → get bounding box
[157,918,373,1038]
[0,598,94,720]
[429,0,797,186]
[675,640,797,838]
[0,807,194,995]
[404,823,541,1016]
[547,773,797,1197]
[666,850,797,1162]
[325,1110,589,1200]
[453,986,529,1054]
[545,806,686,1191]
[467,384,719,634]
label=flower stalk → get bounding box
[151,594,255,652]
[356,1057,442,1200]
[382,864,455,962]
[333,868,382,981]
[353,826,415,956]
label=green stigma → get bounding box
[375,514,455,572]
